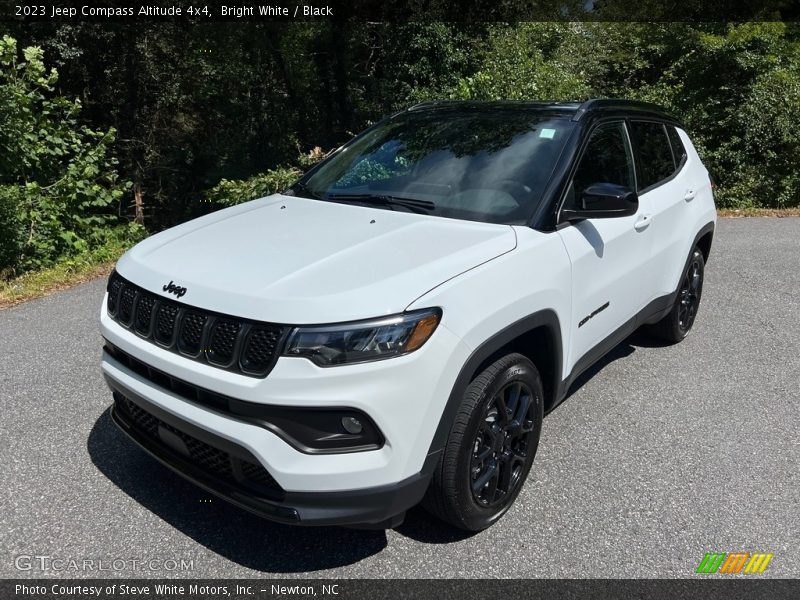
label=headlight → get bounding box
[283,308,442,366]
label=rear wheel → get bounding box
[423,353,543,531]
[650,247,705,343]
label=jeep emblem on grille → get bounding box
[162,281,187,298]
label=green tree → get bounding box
[605,23,800,207]
[5,20,800,227]
[449,23,593,101]
[0,35,129,273]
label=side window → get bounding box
[565,122,635,208]
[629,121,675,190]
[667,126,687,168]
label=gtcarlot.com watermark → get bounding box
[14,554,194,572]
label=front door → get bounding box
[558,120,652,375]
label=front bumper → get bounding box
[101,302,470,492]
[108,378,431,527]
[100,296,472,526]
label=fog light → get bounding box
[341,416,363,435]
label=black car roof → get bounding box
[406,98,680,125]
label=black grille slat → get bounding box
[178,311,207,356]
[106,271,285,378]
[122,397,159,438]
[134,294,156,336]
[182,435,233,477]
[240,459,280,488]
[117,285,137,325]
[241,327,283,374]
[207,319,242,366]
[114,393,282,495]
[107,277,123,315]
[154,303,179,346]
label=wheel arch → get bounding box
[696,227,714,263]
[422,309,562,473]
[680,221,715,288]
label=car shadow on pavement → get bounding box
[393,506,476,544]
[88,409,387,573]
[560,338,637,404]
[558,328,671,406]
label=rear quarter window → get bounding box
[667,126,687,167]
[630,121,675,191]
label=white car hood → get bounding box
[116,194,517,324]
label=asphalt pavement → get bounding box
[1,217,798,578]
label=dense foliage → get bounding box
[0,35,140,274]
[1,22,799,276]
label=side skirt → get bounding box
[553,221,714,407]
[553,291,675,407]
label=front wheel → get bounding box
[423,353,544,531]
[650,247,705,343]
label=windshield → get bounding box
[294,108,575,224]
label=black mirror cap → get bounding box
[562,182,639,222]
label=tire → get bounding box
[423,353,544,531]
[650,247,705,343]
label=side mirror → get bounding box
[561,182,638,222]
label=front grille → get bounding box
[241,327,283,374]
[107,277,123,314]
[118,286,137,325]
[125,399,160,438]
[155,303,179,345]
[106,271,287,378]
[181,432,233,478]
[207,319,241,366]
[115,393,282,496]
[178,312,207,356]
[241,459,277,487]
[134,294,156,336]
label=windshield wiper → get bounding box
[325,193,436,214]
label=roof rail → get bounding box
[571,99,594,122]
[572,98,677,122]
[407,100,458,111]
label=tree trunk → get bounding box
[133,182,144,225]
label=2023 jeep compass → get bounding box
[101,99,716,531]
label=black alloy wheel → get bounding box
[423,353,544,531]
[649,246,706,343]
[678,251,704,333]
[470,382,537,507]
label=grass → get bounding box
[717,207,800,217]
[0,243,128,310]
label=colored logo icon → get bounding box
[696,552,774,574]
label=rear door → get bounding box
[628,121,695,299]
[557,120,652,375]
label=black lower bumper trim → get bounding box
[106,374,431,527]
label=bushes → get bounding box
[629,23,800,209]
[0,186,22,274]
[203,146,330,207]
[450,23,592,102]
[0,223,146,307]
[203,166,303,207]
[0,35,129,276]
[715,66,800,208]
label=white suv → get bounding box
[100,99,716,531]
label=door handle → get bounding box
[684,189,697,201]
[634,214,652,232]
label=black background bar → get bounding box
[3,579,800,600]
